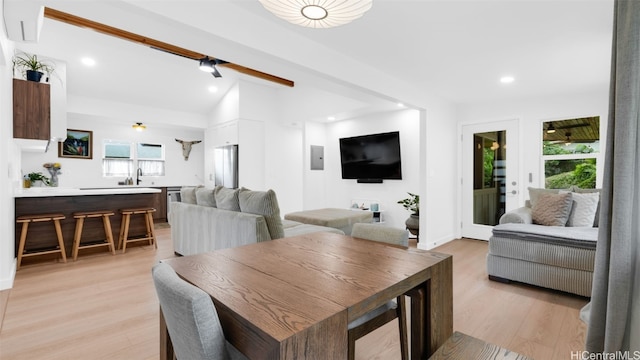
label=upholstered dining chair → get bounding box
[349,223,410,360]
[152,262,247,360]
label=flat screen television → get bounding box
[339,131,402,181]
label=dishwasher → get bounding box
[166,187,182,218]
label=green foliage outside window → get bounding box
[546,159,596,189]
[544,141,596,189]
[483,147,494,188]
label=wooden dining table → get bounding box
[160,232,452,360]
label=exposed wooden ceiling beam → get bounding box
[43,7,294,87]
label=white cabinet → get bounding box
[213,121,238,146]
[207,119,265,190]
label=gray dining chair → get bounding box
[152,262,247,360]
[349,223,409,360]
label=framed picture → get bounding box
[59,129,93,159]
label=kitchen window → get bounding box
[137,143,165,176]
[102,141,165,177]
[103,140,133,177]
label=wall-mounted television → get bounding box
[339,131,402,182]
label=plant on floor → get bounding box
[397,192,419,215]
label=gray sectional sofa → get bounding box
[487,187,600,297]
[170,186,344,256]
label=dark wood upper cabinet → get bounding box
[13,78,51,140]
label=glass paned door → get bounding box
[462,120,519,240]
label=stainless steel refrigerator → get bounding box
[214,145,239,188]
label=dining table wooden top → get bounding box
[162,231,453,360]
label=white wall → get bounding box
[303,121,328,210]
[205,79,305,215]
[314,109,421,232]
[458,89,609,198]
[424,103,458,248]
[0,11,19,290]
[21,113,205,188]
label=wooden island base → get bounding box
[15,191,161,261]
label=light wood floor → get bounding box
[0,230,587,359]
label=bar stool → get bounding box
[118,207,157,253]
[16,213,67,269]
[72,210,116,261]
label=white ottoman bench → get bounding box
[284,208,373,235]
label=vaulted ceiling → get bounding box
[10,0,614,126]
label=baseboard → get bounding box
[418,234,456,250]
[0,258,16,333]
[0,258,16,290]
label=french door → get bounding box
[462,119,520,240]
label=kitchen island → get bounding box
[14,187,162,260]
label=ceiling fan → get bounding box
[43,7,294,87]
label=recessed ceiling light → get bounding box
[81,57,96,67]
[328,116,336,121]
[500,76,515,84]
[397,103,405,107]
[208,86,218,93]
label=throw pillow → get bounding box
[527,187,564,208]
[560,191,599,227]
[239,189,285,240]
[195,187,216,207]
[572,187,602,227]
[180,186,201,204]
[531,192,574,226]
[214,186,241,211]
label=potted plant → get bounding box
[398,192,420,239]
[27,172,50,187]
[12,52,55,83]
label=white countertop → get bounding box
[14,187,162,198]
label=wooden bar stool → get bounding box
[118,207,157,253]
[16,213,67,269]
[72,210,116,261]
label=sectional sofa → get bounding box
[487,187,600,297]
[170,186,343,256]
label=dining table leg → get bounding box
[408,255,453,359]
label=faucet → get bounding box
[136,168,142,185]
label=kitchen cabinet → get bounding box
[205,119,265,190]
[151,187,168,222]
[13,78,50,140]
[213,120,238,146]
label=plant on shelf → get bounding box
[397,192,419,215]
[27,172,50,186]
[12,52,56,83]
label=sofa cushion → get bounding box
[239,189,285,239]
[572,187,601,227]
[180,186,201,205]
[195,187,216,207]
[527,187,564,208]
[561,191,599,227]
[214,186,241,211]
[531,192,573,226]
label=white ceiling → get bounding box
[9,0,614,125]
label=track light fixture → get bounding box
[199,57,222,78]
[132,122,146,131]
